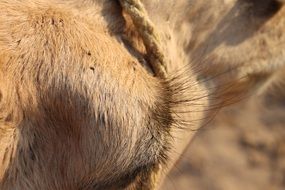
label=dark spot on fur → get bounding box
[16,39,21,45]
[4,113,13,123]
[51,18,55,25]
[59,19,64,27]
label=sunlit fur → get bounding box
[0,0,284,189]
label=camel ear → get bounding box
[189,0,285,104]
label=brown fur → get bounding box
[0,0,284,189]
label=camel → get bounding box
[0,0,285,189]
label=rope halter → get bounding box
[119,0,168,79]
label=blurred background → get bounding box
[161,78,285,190]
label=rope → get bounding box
[119,0,168,79]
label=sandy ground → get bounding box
[160,87,285,190]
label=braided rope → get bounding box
[119,0,168,79]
